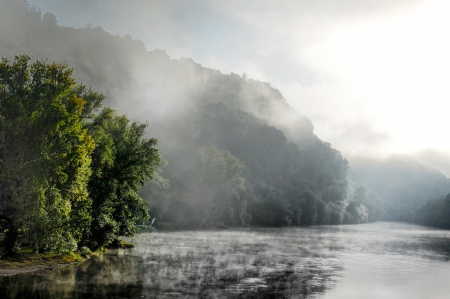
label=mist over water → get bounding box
[2,222,450,298]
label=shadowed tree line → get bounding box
[413,194,450,229]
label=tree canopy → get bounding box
[0,55,161,256]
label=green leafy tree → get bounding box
[86,108,161,249]
[0,55,94,255]
[191,146,245,227]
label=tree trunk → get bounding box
[0,214,18,258]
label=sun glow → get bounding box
[303,0,450,155]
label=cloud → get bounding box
[28,0,427,84]
[415,149,450,177]
[323,120,391,157]
[28,0,447,159]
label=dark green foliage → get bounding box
[0,215,18,258]
[328,202,344,225]
[0,55,94,254]
[0,54,161,254]
[86,108,161,249]
[316,199,329,225]
[414,194,450,229]
[250,188,293,227]
[196,146,246,227]
[300,192,318,225]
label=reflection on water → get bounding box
[1,222,450,298]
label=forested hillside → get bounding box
[2,0,450,233]
[0,0,358,229]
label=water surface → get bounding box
[1,222,450,298]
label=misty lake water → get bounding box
[1,222,450,298]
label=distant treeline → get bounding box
[349,156,450,224]
[414,194,450,229]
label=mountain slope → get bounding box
[0,0,350,228]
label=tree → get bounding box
[345,201,368,224]
[301,191,318,225]
[85,108,161,249]
[250,188,292,227]
[352,186,383,223]
[316,199,329,224]
[192,146,245,227]
[139,160,170,227]
[0,55,161,255]
[0,55,94,255]
[42,12,57,26]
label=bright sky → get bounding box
[28,0,450,175]
[298,0,450,156]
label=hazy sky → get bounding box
[28,0,450,175]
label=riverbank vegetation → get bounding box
[0,55,161,258]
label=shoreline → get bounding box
[0,254,83,277]
[0,240,134,277]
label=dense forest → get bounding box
[414,193,450,229]
[1,0,450,257]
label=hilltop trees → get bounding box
[0,55,161,256]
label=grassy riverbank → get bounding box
[0,239,135,276]
[0,253,83,276]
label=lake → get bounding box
[1,222,450,298]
